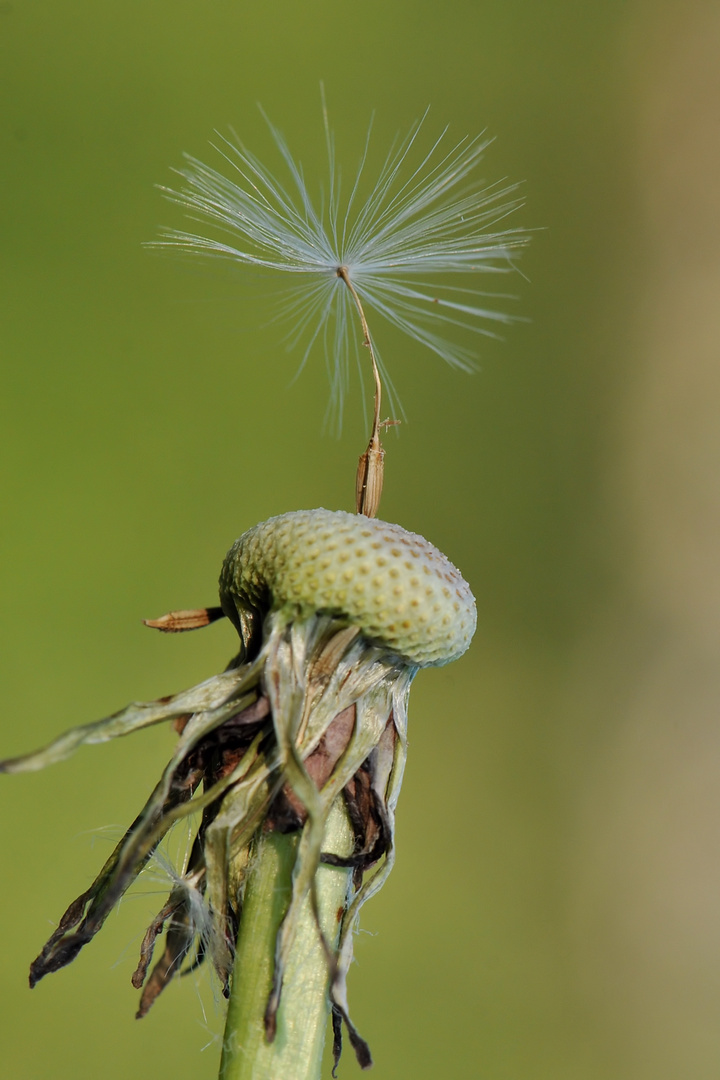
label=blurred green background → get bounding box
[3,1,720,1077]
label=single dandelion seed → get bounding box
[152,94,528,514]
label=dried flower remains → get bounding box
[1,510,476,1069]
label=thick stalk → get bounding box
[219,799,354,1080]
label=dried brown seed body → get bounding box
[355,434,385,519]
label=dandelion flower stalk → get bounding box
[219,801,354,1079]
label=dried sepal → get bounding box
[0,667,254,775]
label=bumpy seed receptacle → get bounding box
[219,509,476,668]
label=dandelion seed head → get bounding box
[3,508,476,1060]
[220,508,477,666]
[152,101,528,433]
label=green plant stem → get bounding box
[219,799,354,1080]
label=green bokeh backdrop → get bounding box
[3,2,720,1078]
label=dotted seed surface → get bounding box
[219,509,476,667]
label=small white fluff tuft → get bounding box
[151,99,528,431]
